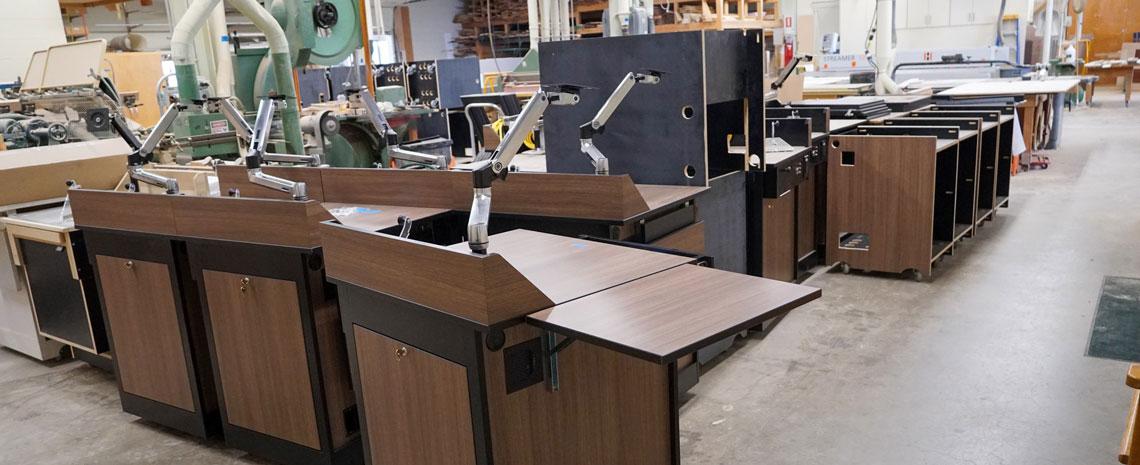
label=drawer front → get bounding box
[202,270,320,449]
[354,325,476,465]
[96,255,195,411]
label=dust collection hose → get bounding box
[169,0,305,154]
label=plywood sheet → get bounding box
[40,39,106,89]
[937,79,1081,97]
[21,50,48,91]
[0,139,128,207]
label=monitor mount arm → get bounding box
[111,104,182,195]
[349,88,448,169]
[462,86,582,253]
[244,97,308,200]
[771,55,813,91]
[579,70,661,175]
[211,97,322,167]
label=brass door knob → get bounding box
[395,346,408,359]
[125,260,134,269]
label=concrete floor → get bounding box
[0,91,1137,464]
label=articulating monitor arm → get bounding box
[771,55,813,91]
[111,104,183,195]
[348,88,399,147]
[210,97,321,166]
[579,70,662,175]
[463,85,583,253]
[210,97,253,140]
[245,97,309,200]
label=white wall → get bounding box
[790,0,1031,56]
[377,0,463,61]
[0,0,67,82]
[82,0,173,51]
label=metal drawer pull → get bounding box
[125,260,134,269]
[240,277,251,292]
[395,346,408,359]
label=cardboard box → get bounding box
[0,139,129,207]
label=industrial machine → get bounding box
[1,40,123,150]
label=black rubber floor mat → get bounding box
[1087,276,1140,362]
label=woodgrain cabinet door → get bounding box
[353,325,476,465]
[762,193,796,282]
[96,255,195,411]
[202,270,320,449]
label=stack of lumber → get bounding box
[453,0,530,57]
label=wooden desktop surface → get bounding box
[635,185,707,213]
[444,229,692,305]
[527,264,821,363]
[217,165,698,223]
[323,203,449,232]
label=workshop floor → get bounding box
[0,91,1137,464]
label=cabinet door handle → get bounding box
[125,260,134,269]
[395,346,408,359]
[239,277,251,293]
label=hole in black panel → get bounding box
[841,151,856,166]
[831,139,840,149]
[683,165,697,178]
[682,106,695,119]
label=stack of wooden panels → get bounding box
[453,0,531,57]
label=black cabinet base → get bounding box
[120,392,220,439]
[222,424,362,465]
[73,349,112,372]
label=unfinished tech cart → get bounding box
[321,224,820,465]
[827,125,970,280]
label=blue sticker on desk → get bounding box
[354,207,382,215]
[570,242,588,249]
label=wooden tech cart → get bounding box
[927,104,1018,210]
[882,117,984,237]
[69,190,392,465]
[827,126,966,280]
[321,224,820,465]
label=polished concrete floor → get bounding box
[1,91,1137,464]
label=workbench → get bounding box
[937,78,1080,154]
[1083,61,1139,107]
[321,224,820,465]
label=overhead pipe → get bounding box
[874,0,900,95]
[169,0,304,154]
[169,0,221,102]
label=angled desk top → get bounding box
[323,203,449,232]
[527,264,821,364]
[443,229,692,305]
[635,185,707,213]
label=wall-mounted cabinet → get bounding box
[900,0,999,29]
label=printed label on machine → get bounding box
[210,120,229,135]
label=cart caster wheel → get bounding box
[841,263,851,274]
[912,271,925,282]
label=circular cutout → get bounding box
[681,106,695,119]
[683,165,697,178]
[831,140,841,149]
